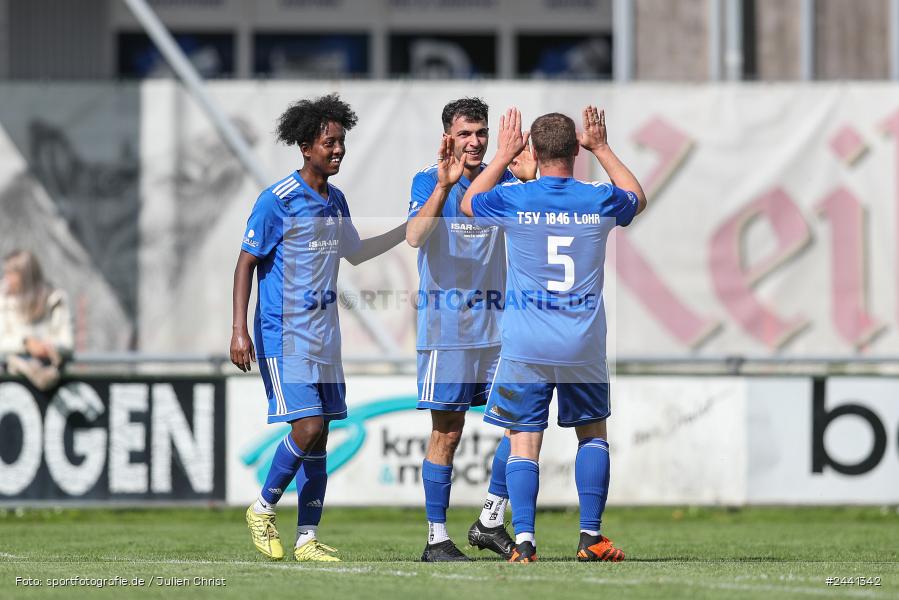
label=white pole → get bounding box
[724,0,743,81]
[613,0,634,81]
[709,0,723,80]
[121,0,269,187]
[891,0,899,80]
[800,0,815,80]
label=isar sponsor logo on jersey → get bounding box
[450,222,493,237]
[307,239,339,252]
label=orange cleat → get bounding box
[508,541,538,563]
[576,533,625,562]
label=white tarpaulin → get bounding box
[2,82,898,356]
[137,82,899,359]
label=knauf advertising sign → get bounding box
[225,375,748,507]
[227,376,519,506]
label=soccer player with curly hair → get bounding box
[231,94,405,562]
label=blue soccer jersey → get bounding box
[241,171,362,363]
[470,177,638,366]
[408,164,517,350]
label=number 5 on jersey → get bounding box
[547,236,575,292]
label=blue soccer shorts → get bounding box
[483,358,610,431]
[258,356,347,424]
[416,346,500,412]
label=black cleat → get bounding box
[420,539,472,562]
[508,541,537,563]
[468,520,515,559]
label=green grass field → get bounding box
[0,506,897,599]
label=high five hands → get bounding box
[436,134,465,189]
[577,105,608,152]
[509,135,537,181]
[497,107,531,166]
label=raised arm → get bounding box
[230,250,258,372]
[461,107,529,217]
[406,135,464,248]
[578,105,647,215]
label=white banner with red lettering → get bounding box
[136,82,899,358]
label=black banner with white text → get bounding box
[0,377,226,502]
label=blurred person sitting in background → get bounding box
[0,249,73,391]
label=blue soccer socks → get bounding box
[296,451,328,526]
[259,434,306,508]
[575,437,610,534]
[295,451,328,546]
[422,460,453,543]
[478,436,511,527]
[488,435,511,497]
[506,456,539,539]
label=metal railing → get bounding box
[4,353,897,377]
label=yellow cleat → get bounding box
[245,506,284,560]
[294,539,341,562]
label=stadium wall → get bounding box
[3,82,899,360]
[2,373,896,506]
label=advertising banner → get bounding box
[0,376,226,502]
[227,375,511,507]
[5,373,894,505]
[748,377,899,504]
[3,83,899,358]
[134,82,899,360]
[226,375,748,506]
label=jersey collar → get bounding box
[293,170,332,204]
[539,175,574,186]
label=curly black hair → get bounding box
[276,93,358,147]
[441,97,489,131]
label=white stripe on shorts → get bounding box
[268,357,286,415]
[429,350,438,403]
[420,352,430,403]
[422,350,436,403]
[487,357,502,403]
